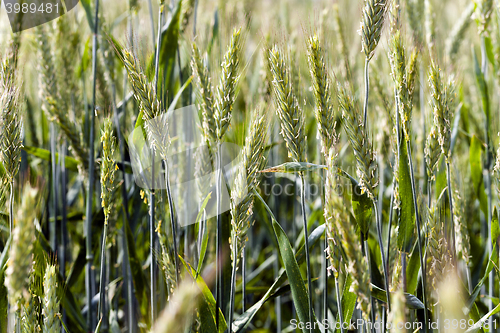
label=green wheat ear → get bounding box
[0,70,22,184]
[428,61,455,161]
[268,44,306,163]
[214,27,243,141]
[42,264,61,333]
[306,34,337,158]
[360,0,389,60]
[100,117,117,225]
[191,43,216,145]
[5,185,38,311]
[337,84,377,201]
[230,109,268,265]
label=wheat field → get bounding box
[0,0,499,332]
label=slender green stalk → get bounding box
[363,58,370,128]
[373,203,391,312]
[9,181,13,234]
[300,173,314,331]
[406,140,429,330]
[50,123,57,252]
[215,143,222,330]
[334,275,344,333]
[85,0,100,329]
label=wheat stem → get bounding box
[363,58,370,128]
[334,275,345,333]
[215,142,222,330]
[374,202,391,312]
[85,0,100,329]
[406,139,429,330]
[300,173,314,332]
[9,181,13,234]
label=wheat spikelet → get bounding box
[268,44,306,163]
[474,0,494,35]
[425,204,454,295]
[360,0,389,60]
[446,3,474,63]
[42,264,60,333]
[214,28,242,141]
[425,124,441,180]
[21,291,40,333]
[159,240,177,300]
[389,31,419,141]
[36,26,88,168]
[428,61,454,161]
[390,251,403,291]
[0,71,22,184]
[191,43,216,145]
[306,34,337,157]
[100,118,117,225]
[121,50,169,158]
[338,84,378,201]
[230,110,268,265]
[5,185,38,310]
